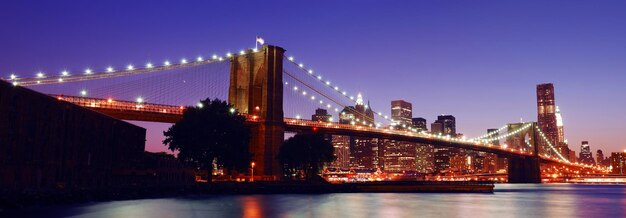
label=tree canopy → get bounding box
[163,98,250,180]
[278,133,335,180]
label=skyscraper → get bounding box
[391,100,412,128]
[578,141,595,164]
[412,117,428,131]
[432,115,456,173]
[330,135,351,168]
[435,115,456,136]
[311,108,332,122]
[339,93,378,170]
[536,83,558,156]
[597,149,606,167]
[340,93,375,126]
[611,151,626,175]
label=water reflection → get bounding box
[2,184,626,218]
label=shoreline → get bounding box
[0,181,493,209]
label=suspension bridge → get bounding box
[3,45,600,183]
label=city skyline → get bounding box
[1,0,625,153]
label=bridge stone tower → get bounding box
[507,122,541,183]
[229,45,285,179]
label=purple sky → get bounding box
[2,0,625,154]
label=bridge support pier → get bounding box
[507,157,541,183]
[229,45,285,180]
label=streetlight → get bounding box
[251,162,256,182]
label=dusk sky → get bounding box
[2,0,625,153]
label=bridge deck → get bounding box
[54,95,591,169]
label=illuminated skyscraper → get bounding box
[391,100,412,128]
[554,106,571,159]
[536,83,558,156]
[330,135,351,168]
[578,141,595,164]
[611,151,626,175]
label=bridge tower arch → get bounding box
[228,45,285,179]
[507,122,541,183]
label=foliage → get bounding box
[278,133,335,180]
[163,98,250,180]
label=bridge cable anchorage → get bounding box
[284,55,401,127]
[6,49,245,86]
[535,126,571,163]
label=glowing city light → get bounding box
[164,61,171,66]
[127,65,134,70]
[197,57,203,61]
[61,70,70,76]
[136,97,144,103]
[80,90,87,96]
[288,56,294,61]
[85,69,93,74]
[146,63,154,68]
[181,59,188,64]
[10,74,17,80]
[36,72,45,78]
[107,67,114,72]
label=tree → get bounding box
[163,98,250,181]
[277,133,335,180]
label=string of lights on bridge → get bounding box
[284,55,404,127]
[4,46,603,171]
[478,123,533,143]
[4,48,267,87]
[535,126,571,163]
[469,125,508,141]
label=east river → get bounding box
[2,184,625,218]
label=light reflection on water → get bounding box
[3,184,626,218]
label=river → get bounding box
[2,184,625,218]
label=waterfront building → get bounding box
[330,135,351,168]
[415,144,434,173]
[610,151,626,175]
[381,140,416,173]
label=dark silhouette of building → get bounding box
[311,108,332,122]
[391,100,412,128]
[537,83,559,156]
[578,141,595,164]
[412,117,427,131]
[597,149,606,166]
[0,80,146,192]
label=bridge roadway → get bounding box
[53,95,590,169]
